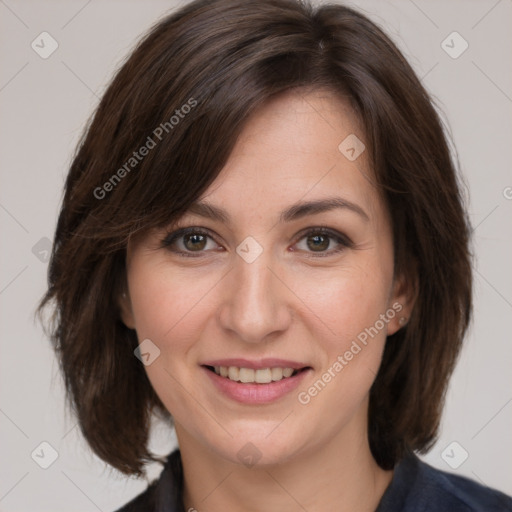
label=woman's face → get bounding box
[121,89,411,466]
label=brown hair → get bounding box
[38,0,472,476]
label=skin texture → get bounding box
[120,89,415,512]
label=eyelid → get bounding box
[294,225,352,246]
[160,225,353,257]
[291,226,353,258]
[160,226,221,256]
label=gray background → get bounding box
[1,0,511,510]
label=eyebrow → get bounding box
[185,196,370,224]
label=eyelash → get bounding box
[160,226,353,258]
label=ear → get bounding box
[118,289,136,330]
[386,268,417,336]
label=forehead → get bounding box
[191,89,383,226]
[234,88,361,153]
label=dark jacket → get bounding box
[114,449,512,511]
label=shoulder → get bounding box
[112,450,184,512]
[113,481,158,512]
[377,451,512,512]
[418,460,512,511]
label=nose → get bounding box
[218,249,292,344]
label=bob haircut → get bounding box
[38,0,472,476]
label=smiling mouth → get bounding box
[204,365,309,384]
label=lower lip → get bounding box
[203,367,310,405]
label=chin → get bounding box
[199,420,310,468]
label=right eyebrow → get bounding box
[185,195,370,225]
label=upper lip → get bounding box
[201,358,310,370]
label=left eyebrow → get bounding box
[279,197,369,223]
[185,196,370,225]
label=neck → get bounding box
[176,417,393,512]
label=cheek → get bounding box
[128,249,393,358]
[126,260,216,410]
[128,259,217,343]
[296,268,393,408]
[294,258,393,348]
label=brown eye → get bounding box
[183,233,207,251]
[294,228,352,257]
[306,234,330,251]
[161,227,220,256]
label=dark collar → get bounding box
[153,449,184,512]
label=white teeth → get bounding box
[271,367,283,380]
[213,366,297,383]
[239,368,255,383]
[255,368,272,384]
[282,368,294,378]
[228,366,239,381]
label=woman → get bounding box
[38,0,512,510]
